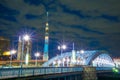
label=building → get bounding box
[0,37,10,60]
[113,57,120,68]
[17,36,32,65]
[43,12,49,61]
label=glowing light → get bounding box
[25,54,29,65]
[3,51,10,56]
[53,61,56,64]
[58,44,67,51]
[23,34,30,41]
[45,36,48,40]
[35,52,40,57]
[10,50,17,55]
[112,68,119,73]
[67,58,70,62]
[58,46,61,50]
[58,60,61,64]
[63,58,65,62]
[46,27,49,31]
[46,22,49,26]
[80,50,84,54]
[62,45,67,50]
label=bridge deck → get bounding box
[0,67,113,79]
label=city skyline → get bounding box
[0,0,120,57]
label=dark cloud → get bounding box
[0,0,120,57]
[101,14,119,22]
[25,14,41,20]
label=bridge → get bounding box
[0,67,116,80]
[0,50,119,80]
[42,50,115,67]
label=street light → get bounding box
[35,52,40,66]
[58,44,67,55]
[80,49,84,54]
[62,58,65,67]
[79,49,85,65]
[23,34,30,41]
[10,50,16,67]
[58,60,61,67]
[21,34,30,67]
[67,58,70,67]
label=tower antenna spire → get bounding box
[43,11,49,61]
[47,12,48,20]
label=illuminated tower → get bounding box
[43,12,49,61]
[17,36,31,62]
[17,36,22,60]
[24,40,31,65]
[71,43,76,63]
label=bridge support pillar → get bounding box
[82,66,97,80]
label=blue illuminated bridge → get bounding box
[0,50,119,80]
[42,50,115,67]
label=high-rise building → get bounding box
[113,57,120,68]
[0,37,10,55]
[17,36,31,62]
[43,12,49,61]
[0,37,10,60]
[17,36,22,60]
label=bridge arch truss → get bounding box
[42,50,115,67]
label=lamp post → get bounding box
[80,49,85,65]
[58,44,66,67]
[62,58,65,67]
[10,50,16,67]
[35,52,40,66]
[58,60,61,67]
[67,58,70,67]
[58,44,67,56]
[20,34,30,68]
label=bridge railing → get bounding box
[0,67,83,79]
[96,67,113,71]
[0,67,113,79]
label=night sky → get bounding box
[0,0,120,58]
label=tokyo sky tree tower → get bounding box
[43,12,49,61]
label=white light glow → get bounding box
[62,45,66,50]
[63,58,65,62]
[23,34,30,41]
[80,50,84,54]
[58,60,61,64]
[25,54,29,65]
[58,46,61,50]
[10,50,17,55]
[53,61,56,64]
[35,52,40,57]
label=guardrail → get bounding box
[96,67,113,71]
[0,67,83,79]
